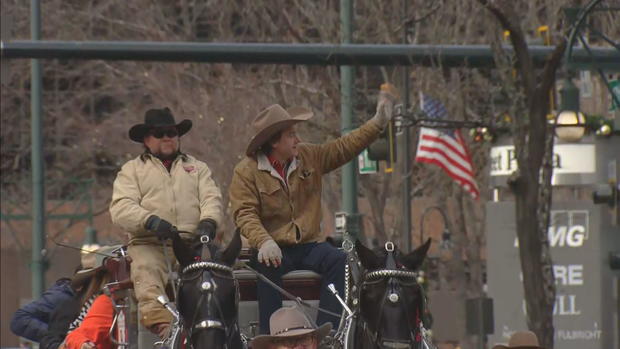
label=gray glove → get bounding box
[373,93,394,127]
[372,83,398,127]
[258,239,282,267]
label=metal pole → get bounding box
[478,297,485,349]
[2,41,618,70]
[85,182,97,245]
[85,227,97,245]
[30,0,45,299]
[340,0,361,239]
[401,0,412,252]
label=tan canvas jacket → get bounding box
[230,118,382,248]
[110,153,223,244]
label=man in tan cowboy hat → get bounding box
[249,306,331,349]
[229,86,395,334]
[110,107,223,338]
[492,330,546,349]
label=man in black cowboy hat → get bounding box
[229,84,397,334]
[110,107,223,339]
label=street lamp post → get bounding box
[418,206,451,287]
[420,206,451,248]
[417,205,451,336]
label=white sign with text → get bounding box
[490,144,596,176]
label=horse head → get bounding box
[353,238,431,349]
[173,230,243,349]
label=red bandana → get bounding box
[161,159,173,171]
[267,154,288,183]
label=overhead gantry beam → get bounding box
[2,41,619,70]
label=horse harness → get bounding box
[180,250,241,348]
[356,242,424,349]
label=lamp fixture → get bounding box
[555,75,586,142]
[556,110,586,141]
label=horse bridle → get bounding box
[180,259,240,349]
[357,242,423,349]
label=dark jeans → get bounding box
[252,242,346,334]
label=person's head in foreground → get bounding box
[492,330,546,349]
[250,306,331,349]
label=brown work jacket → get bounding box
[229,119,382,248]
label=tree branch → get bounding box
[476,0,536,98]
[539,39,567,97]
[280,8,306,43]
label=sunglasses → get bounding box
[149,128,178,139]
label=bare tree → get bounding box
[474,1,568,347]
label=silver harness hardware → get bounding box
[195,319,224,330]
[183,261,234,275]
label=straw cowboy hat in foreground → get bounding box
[250,306,331,349]
[492,330,546,349]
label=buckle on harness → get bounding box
[200,235,210,245]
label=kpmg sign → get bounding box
[487,203,618,349]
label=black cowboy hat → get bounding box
[129,107,192,143]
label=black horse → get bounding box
[351,238,432,349]
[171,231,243,349]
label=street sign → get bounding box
[358,149,378,174]
[610,79,620,111]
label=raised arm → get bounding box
[308,87,395,174]
[307,118,383,174]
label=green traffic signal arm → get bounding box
[1,41,619,70]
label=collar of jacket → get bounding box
[141,153,188,174]
[140,151,188,163]
[257,151,299,186]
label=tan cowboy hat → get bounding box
[71,245,123,288]
[245,104,313,156]
[249,306,331,349]
[492,330,546,349]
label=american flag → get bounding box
[415,94,480,199]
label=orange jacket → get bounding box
[64,295,113,349]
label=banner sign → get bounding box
[490,144,596,176]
